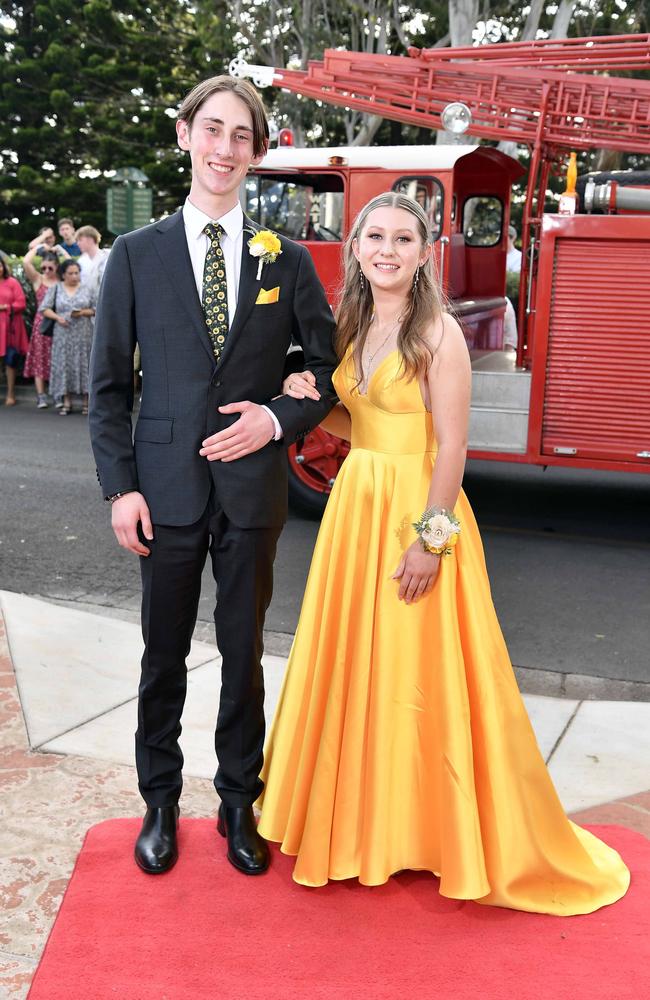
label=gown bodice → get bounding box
[333,348,437,456]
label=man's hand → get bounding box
[199,402,275,463]
[392,541,441,604]
[111,491,153,556]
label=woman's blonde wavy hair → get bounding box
[335,191,445,386]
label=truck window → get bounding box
[244,173,344,242]
[392,176,443,240]
[463,196,503,247]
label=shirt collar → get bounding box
[183,198,243,244]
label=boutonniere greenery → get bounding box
[248,230,282,280]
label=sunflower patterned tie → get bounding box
[202,222,229,361]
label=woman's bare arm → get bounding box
[424,312,472,511]
[320,402,351,441]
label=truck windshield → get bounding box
[244,173,345,242]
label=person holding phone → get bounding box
[40,259,96,414]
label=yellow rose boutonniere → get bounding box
[248,230,282,280]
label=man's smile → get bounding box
[208,162,235,173]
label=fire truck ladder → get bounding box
[239,34,650,154]
[231,34,650,372]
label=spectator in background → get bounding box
[40,259,96,415]
[506,224,522,273]
[28,227,70,262]
[0,257,30,406]
[58,217,82,258]
[23,248,59,408]
[77,226,109,297]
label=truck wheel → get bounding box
[287,428,349,519]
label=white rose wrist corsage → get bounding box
[412,506,461,556]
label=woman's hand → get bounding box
[56,314,69,327]
[392,541,441,604]
[283,370,320,401]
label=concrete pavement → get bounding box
[1,589,649,998]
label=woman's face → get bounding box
[40,261,57,280]
[353,206,430,295]
[63,265,81,286]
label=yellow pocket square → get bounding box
[255,286,280,305]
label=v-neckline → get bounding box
[356,348,399,398]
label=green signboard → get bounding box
[107,170,153,235]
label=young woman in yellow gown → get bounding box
[257,192,629,915]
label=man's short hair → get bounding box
[58,217,75,229]
[76,225,101,245]
[508,224,517,240]
[178,76,269,158]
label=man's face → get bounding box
[77,235,93,254]
[59,223,75,243]
[176,90,265,205]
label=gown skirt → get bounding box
[258,349,629,915]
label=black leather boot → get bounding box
[134,806,180,874]
[217,804,270,875]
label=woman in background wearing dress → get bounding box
[22,249,59,408]
[258,192,629,916]
[0,257,30,406]
[40,258,96,415]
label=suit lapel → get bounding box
[153,211,216,366]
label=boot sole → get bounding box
[134,853,178,875]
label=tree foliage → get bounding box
[1,1,647,254]
[0,0,234,253]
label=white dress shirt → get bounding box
[182,198,282,439]
[79,247,109,297]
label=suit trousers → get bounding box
[136,488,281,808]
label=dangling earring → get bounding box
[413,266,420,294]
[359,266,365,291]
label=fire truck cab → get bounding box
[243,144,527,513]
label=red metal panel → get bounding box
[538,219,650,465]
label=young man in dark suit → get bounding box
[89,76,337,876]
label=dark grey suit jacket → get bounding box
[89,211,337,528]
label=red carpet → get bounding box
[29,821,648,1000]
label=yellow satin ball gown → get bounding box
[258,348,629,914]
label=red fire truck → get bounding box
[233,34,650,515]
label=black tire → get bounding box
[288,463,329,519]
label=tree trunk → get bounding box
[521,0,544,41]
[550,0,576,39]
[437,1,479,145]
[448,0,479,47]
[350,113,383,146]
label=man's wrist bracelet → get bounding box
[412,505,461,556]
[105,490,135,504]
